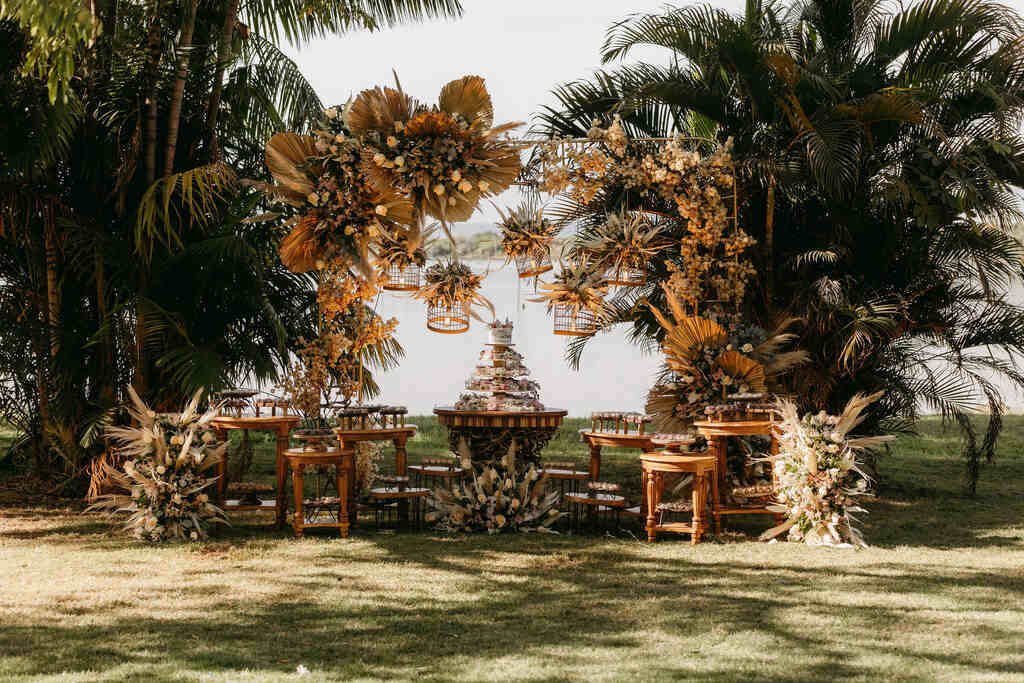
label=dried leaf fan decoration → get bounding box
[348,74,522,236]
[414,260,494,334]
[533,260,609,336]
[497,197,558,278]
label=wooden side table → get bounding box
[578,431,655,481]
[641,452,717,544]
[694,419,779,534]
[284,446,352,538]
[211,415,299,528]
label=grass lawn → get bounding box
[1,417,1023,681]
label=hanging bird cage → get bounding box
[427,300,470,334]
[604,264,646,287]
[381,262,421,291]
[553,304,598,337]
[514,247,553,279]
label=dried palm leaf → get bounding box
[414,260,495,322]
[279,215,320,273]
[532,261,609,318]
[716,351,768,392]
[265,133,318,204]
[438,75,493,129]
[345,85,418,137]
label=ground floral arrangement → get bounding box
[88,389,228,542]
[427,441,561,534]
[763,392,894,547]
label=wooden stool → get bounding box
[284,446,352,538]
[408,457,462,490]
[641,452,717,544]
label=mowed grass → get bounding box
[1,417,1023,681]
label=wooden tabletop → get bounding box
[210,415,300,430]
[434,407,567,428]
[693,419,775,437]
[332,425,417,439]
[579,431,656,448]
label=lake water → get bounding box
[371,260,662,417]
[369,261,1024,416]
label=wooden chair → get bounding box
[565,481,629,531]
[641,452,716,544]
[284,446,352,538]
[368,476,430,530]
[407,457,462,490]
[538,460,588,508]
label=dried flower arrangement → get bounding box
[644,287,809,432]
[496,198,558,277]
[348,75,522,226]
[539,116,750,315]
[574,210,667,286]
[762,392,893,547]
[427,440,561,534]
[533,260,610,336]
[88,388,227,542]
[414,260,494,327]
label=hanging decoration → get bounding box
[533,260,609,336]
[415,261,493,334]
[574,210,667,286]
[377,224,435,291]
[496,198,558,278]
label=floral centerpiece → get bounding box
[88,388,228,542]
[763,392,894,547]
[427,441,561,534]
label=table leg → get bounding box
[343,450,357,522]
[337,463,349,538]
[644,468,657,542]
[692,471,706,545]
[588,443,601,481]
[712,436,726,534]
[275,430,289,529]
[292,463,304,538]
[395,437,409,523]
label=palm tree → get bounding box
[0,1,461,481]
[536,0,1024,492]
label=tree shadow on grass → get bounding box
[2,538,1022,681]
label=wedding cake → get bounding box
[454,319,545,412]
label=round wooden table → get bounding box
[433,407,568,464]
[641,451,717,544]
[694,419,780,533]
[578,431,656,481]
[210,414,300,528]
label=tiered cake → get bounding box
[454,319,544,412]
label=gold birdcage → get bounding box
[553,304,598,337]
[514,247,553,279]
[426,300,470,334]
[604,264,646,287]
[381,263,421,291]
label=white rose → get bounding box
[375,205,388,216]
[394,155,405,167]
[156,465,166,475]
[741,343,754,353]
[433,184,446,195]
[394,121,404,132]
[373,153,386,165]
[458,180,473,193]
[386,136,399,148]
[307,193,319,206]
[477,181,490,192]
[334,133,346,142]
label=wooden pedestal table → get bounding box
[433,408,568,465]
[333,425,417,522]
[211,415,300,528]
[284,446,352,538]
[694,419,779,534]
[641,452,717,544]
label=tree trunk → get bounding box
[764,176,776,310]
[163,0,199,177]
[206,0,240,161]
[95,245,115,404]
[43,204,60,357]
